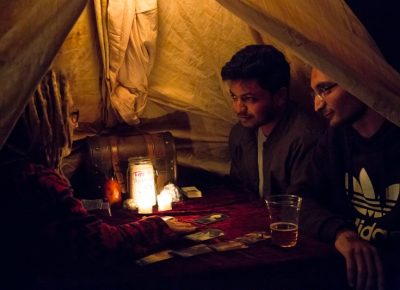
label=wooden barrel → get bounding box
[86,132,177,195]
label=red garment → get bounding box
[3,162,175,269]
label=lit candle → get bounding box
[137,192,153,214]
[138,203,153,214]
[157,191,172,211]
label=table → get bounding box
[39,187,350,290]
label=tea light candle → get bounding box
[138,203,153,214]
[137,192,153,214]
[157,191,172,211]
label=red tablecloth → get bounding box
[84,187,349,290]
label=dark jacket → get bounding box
[229,103,325,197]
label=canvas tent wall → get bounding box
[1,0,399,175]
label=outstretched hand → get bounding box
[335,230,384,290]
[165,217,197,234]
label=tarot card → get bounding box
[181,186,202,198]
[193,213,229,225]
[209,240,248,252]
[136,250,174,266]
[234,231,271,245]
[171,244,213,258]
[184,228,224,242]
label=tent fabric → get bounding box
[1,0,399,175]
[52,1,104,136]
[140,0,255,174]
[95,0,158,125]
[217,0,400,126]
[22,0,254,174]
[0,0,88,149]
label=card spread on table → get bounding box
[209,240,248,252]
[234,231,271,245]
[193,213,229,225]
[171,244,213,258]
[136,250,174,266]
[184,228,224,241]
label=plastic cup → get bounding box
[265,195,302,248]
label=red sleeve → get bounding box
[17,163,175,265]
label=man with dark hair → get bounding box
[304,68,400,290]
[221,44,324,197]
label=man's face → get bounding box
[310,69,366,127]
[228,79,277,128]
[62,95,79,158]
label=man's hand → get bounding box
[335,230,384,290]
[165,217,197,234]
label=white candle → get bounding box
[138,203,153,214]
[137,192,153,214]
[157,191,172,211]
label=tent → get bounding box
[1,0,399,177]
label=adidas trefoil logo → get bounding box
[345,168,399,218]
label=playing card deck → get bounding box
[136,250,174,266]
[171,244,213,257]
[234,231,271,245]
[193,213,228,225]
[209,240,248,251]
[184,228,225,241]
[181,186,202,198]
[135,230,269,265]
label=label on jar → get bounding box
[128,160,156,206]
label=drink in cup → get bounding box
[270,221,298,248]
[265,195,302,248]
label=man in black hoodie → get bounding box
[304,68,400,290]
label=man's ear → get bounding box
[273,87,288,108]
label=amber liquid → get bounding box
[270,222,298,248]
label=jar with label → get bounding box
[126,157,157,209]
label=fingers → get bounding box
[354,244,384,290]
[344,247,356,288]
[363,247,377,290]
[344,247,373,290]
[335,232,357,288]
[165,219,197,233]
[335,231,384,290]
[174,221,196,231]
[354,248,366,290]
[372,248,385,290]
